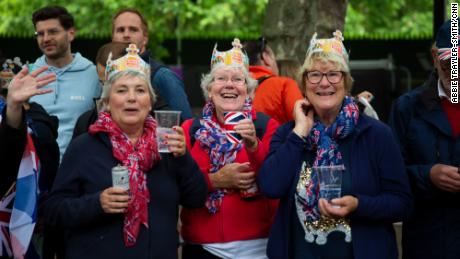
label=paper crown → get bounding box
[105,44,150,80]
[306,30,349,63]
[210,38,249,69]
[1,57,23,88]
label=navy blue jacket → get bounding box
[258,115,412,259]
[389,72,460,259]
[45,132,207,259]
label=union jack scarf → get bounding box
[89,112,160,247]
[195,98,253,214]
[0,101,41,259]
[298,96,359,221]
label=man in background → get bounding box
[389,20,460,259]
[111,8,193,120]
[30,5,100,159]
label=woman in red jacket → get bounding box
[180,39,279,259]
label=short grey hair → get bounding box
[101,70,156,106]
[200,65,258,101]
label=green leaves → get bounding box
[0,0,453,57]
[0,0,269,39]
[345,0,434,38]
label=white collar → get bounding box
[437,79,450,100]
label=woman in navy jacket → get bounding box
[44,45,207,259]
[257,31,412,259]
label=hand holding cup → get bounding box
[164,126,186,157]
[155,110,181,153]
[234,118,258,151]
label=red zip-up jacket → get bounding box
[180,111,279,243]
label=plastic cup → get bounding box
[154,110,181,153]
[314,165,344,205]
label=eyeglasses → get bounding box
[34,28,63,38]
[305,71,344,84]
[213,76,246,86]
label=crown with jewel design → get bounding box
[1,57,23,87]
[210,38,249,70]
[306,30,349,63]
[105,44,150,80]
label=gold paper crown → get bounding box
[105,44,150,80]
[210,38,249,69]
[306,30,349,63]
[1,57,23,86]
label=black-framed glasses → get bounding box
[305,71,344,84]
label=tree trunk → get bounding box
[263,0,348,63]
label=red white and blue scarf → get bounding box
[195,98,253,214]
[89,112,160,247]
[299,96,359,221]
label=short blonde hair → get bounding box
[200,65,258,101]
[299,50,354,96]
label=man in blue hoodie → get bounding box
[30,5,100,160]
[111,8,193,121]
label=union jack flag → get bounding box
[0,103,40,259]
[0,187,15,257]
[223,112,247,144]
[10,132,40,259]
[438,45,460,61]
[223,111,247,126]
[343,103,358,118]
[438,48,452,60]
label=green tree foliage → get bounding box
[345,0,433,39]
[174,0,267,39]
[0,0,268,38]
[346,0,457,39]
[0,0,451,54]
[0,0,268,57]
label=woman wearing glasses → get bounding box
[257,31,412,259]
[180,39,279,259]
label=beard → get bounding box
[39,35,70,60]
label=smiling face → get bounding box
[208,67,248,121]
[35,18,74,60]
[304,60,346,124]
[107,75,152,132]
